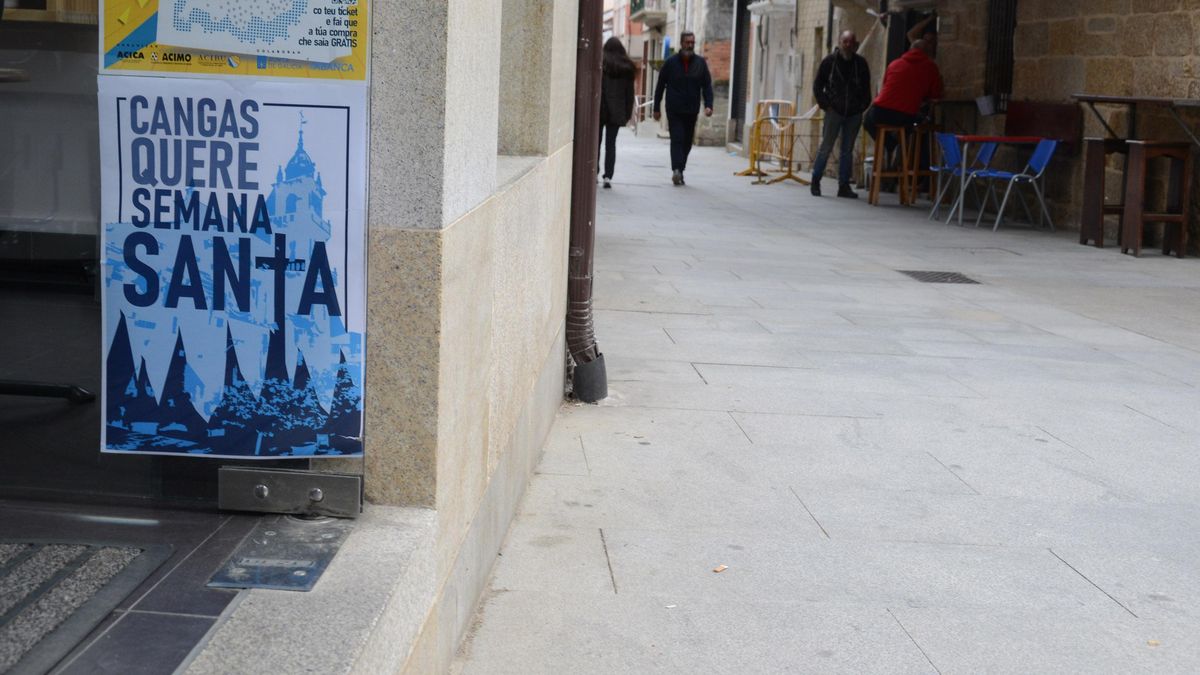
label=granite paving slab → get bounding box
[892,607,1200,674]
[461,591,936,675]
[456,125,1200,674]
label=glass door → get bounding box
[0,10,362,511]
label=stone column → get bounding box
[364,0,503,507]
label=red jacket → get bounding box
[873,48,943,115]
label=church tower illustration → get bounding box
[251,119,336,454]
[266,120,331,242]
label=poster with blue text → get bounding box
[99,75,367,458]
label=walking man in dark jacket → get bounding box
[811,30,871,198]
[653,31,714,186]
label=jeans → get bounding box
[811,109,862,186]
[666,111,699,171]
[598,123,621,179]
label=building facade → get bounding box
[0,0,580,672]
[730,0,1200,246]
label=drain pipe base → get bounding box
[572,354,607,403]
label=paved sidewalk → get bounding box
[454,131,1200,674]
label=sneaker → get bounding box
[672,170,682,186]
[810,180,821,196]
[679,172,686,186]
[837,184,858,199]
[602,178,611,189]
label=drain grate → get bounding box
[898,270,980,284]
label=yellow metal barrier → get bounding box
[734,119,768,177]
[751,116,808,185]
[735,100,794,178]
[736,101,826,186]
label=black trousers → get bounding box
[666,111,699,171]
[598,123,621,179]
[862,105,921,165]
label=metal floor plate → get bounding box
[898,270,981,284]
[208,515,353,592]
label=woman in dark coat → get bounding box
[599,37,636,188]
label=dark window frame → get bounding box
[985,0,1017,113]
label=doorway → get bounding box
[0,14,313,510]
[729,0,752,143]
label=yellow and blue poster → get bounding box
[100,0,368,81]
[98,75,367,458]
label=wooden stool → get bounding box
[1079,137,1128,247]
[1120,140,1192,258]
[869,125,910,206]
[906,123,941,204]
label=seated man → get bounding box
[862,39,943,166]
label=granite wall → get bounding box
[804,0,1200,244]
[1010,0,1200,246]
[885,0,1200,245]
[365,0,578,671]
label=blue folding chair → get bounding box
[928,133,963,220]
[929,135,998,221]
[972,139,1058,232]
[973,142,999,174]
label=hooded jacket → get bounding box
[872,47,944,116]
[813,50,871,118]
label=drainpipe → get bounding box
[566,0,607,402]
[826,0,834,52]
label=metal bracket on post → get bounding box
[1085,102,1120,140]
[218,467,362,518]
[1167,105,1200,149]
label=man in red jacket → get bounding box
[862,39,943,161]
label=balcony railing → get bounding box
[630,0,667,28]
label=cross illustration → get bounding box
[255,233,306,329]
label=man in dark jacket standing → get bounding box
[653,31,714,186]
[811,30,871,198]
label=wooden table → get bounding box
[1071,94,1200,147]
[1072,94,1200,248]
[948,135,1043,226]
